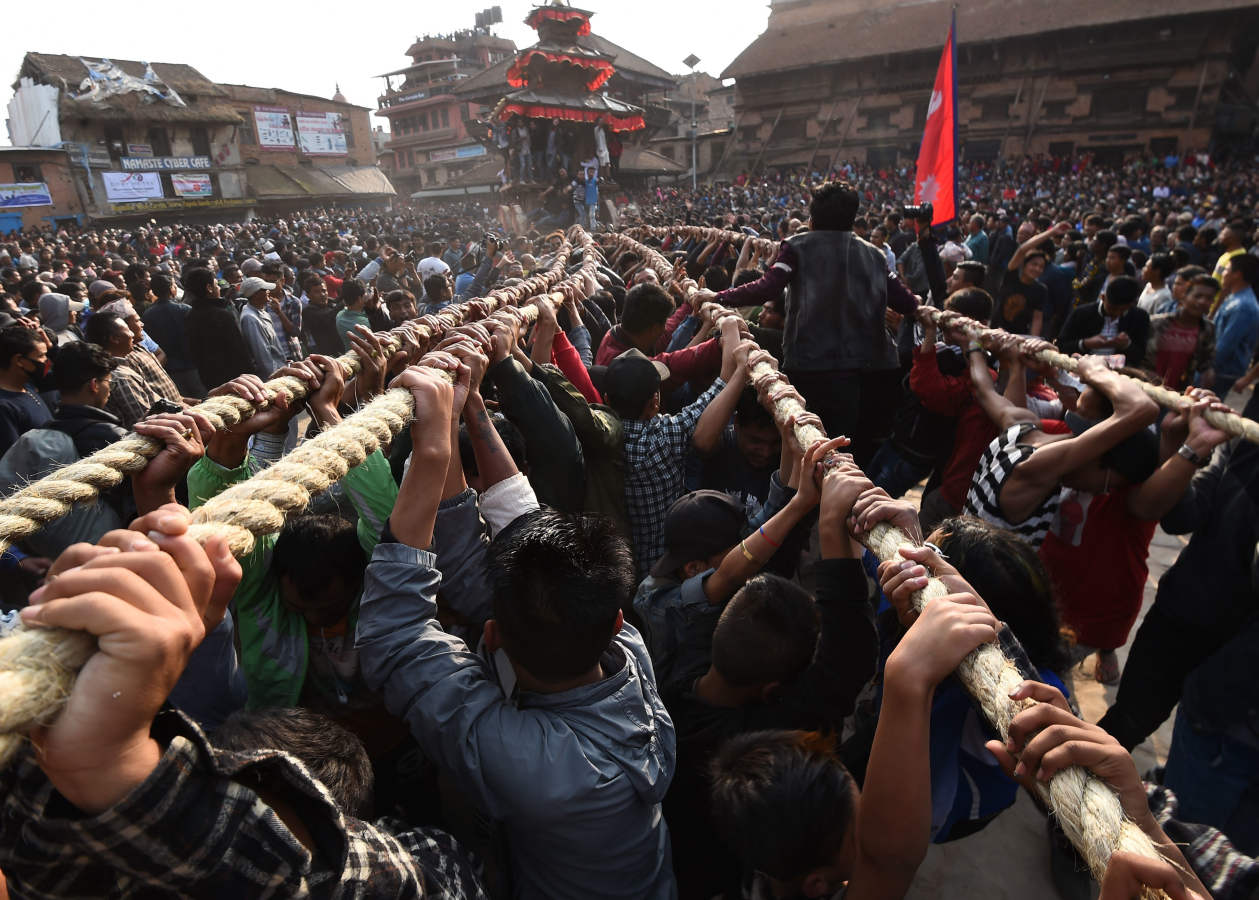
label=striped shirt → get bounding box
[964,423,1062,547]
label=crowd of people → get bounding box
[0,153,1256,900]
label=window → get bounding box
[864,109,893,130]
[13,164,42,182]
[104,125,126,162]
[190,127,211,157]
[441,107,450,128]
[239,118,256,145]
[1048,141,1075,158]
[148,126,172,157]
[980,97,1013,121]
[1092,85,1147,118]
[420,111,429,130]
[866,145,899,168]
[344,123,355,149]
[1149,137,1178,157]
[777,117,808,141]
[1042,100,1071,119]
[963,140,1002,162]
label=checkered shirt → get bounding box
[0,709,488,899]
[621,377,725,579]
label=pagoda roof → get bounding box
[507,42,617,91]
[525,4,594,35]
[494,88,645,131]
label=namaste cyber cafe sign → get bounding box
[120,156,212,171]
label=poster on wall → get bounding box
[171,173,213,198]
[254,106,296,149]
[102,172,163,202]
[296,112,348,156]
[0,183,53,208]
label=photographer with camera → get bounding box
[694,181,919,467]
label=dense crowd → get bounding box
[0,155,1256,900]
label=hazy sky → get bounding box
[3,0,770,135]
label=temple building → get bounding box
[720,0,1259,172]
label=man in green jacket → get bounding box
[187,356,397,714]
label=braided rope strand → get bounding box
[0,230,600,765]
[600,227,1171,896]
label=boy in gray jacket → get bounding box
[356,355,678,900]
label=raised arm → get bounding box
[1009,221,1070,272]
[692,317,752,455]
[967,335,1037,431]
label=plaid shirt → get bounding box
[1146,782,1259,900]
[622,377,725,579]
[126,346,183,404]
[105,359,164,428]
[0,709,487,899]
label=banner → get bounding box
[913,10,957,225]
[296,111,348,156]
[102,172,163,202]
[121,156,212,171]
[254,106,295,149]
[0,183,53,208]
[172,173,213,198]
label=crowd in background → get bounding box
[0,153,1256,899]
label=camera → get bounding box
[903,203,933,224]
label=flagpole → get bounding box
[950,5,958,226]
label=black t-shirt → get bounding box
[992,268,1048,335]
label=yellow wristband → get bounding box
[740,539,759,564]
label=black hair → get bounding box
[82,311,127,348]
[620,283,674,334]
[1094,230,1118,253]
[733,268,763,289]
[182,267,217,299]
[955,260,986,287]
[0,325,44,367]
[929,516,1070,673]
[213,708,374,818]
[1104,275,1141,307]
[1176,224,1197,242]
[734,386,775,431]
[422,274,450,301]
[299,270,323,290]
[385,288,416,308]
[458,414,526,476]
[1108,244,1132,262]
[1189,274,1221,294]
[709,730,856,882]
[703,265,731,292]
[712,574,819,687]
[1146,252,1175,280]
[488,508,633,681]
[20,280,49,306]
[946,286,993,322]
[53,341,114,392]
[340,278,367,305]
[272,514,366,600]
[808,181,860,232]
[1229,253,1259,286]
[151,272,173,298]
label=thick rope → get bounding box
[921,306,1259,444]
[600,228,1171,895]
[625,223,779,258]
[0,227,598,554]
[0,228,603,765]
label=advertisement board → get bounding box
[0,183,53,208]
[295,111,348,156]
[121,156,212,171]
[102,172,164,202]
[254,106,296,149]
[172,173,213,198]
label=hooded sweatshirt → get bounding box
[357,530,677,900]
[37,294,81,346]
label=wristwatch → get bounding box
[1177,443,1211,467]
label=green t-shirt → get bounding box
[335,307,371,350]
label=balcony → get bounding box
[386,127,459,148]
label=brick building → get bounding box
[375,30,518,196]
[0,147,86,233]
[6,53,395,222]
[720,0,1259,173]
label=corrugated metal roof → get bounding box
[246,165,396,199]
[723,0,1259,78]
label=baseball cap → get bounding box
[1065,412,1159,484]
[417,257,450,282]
[240,258,264,276]
[600,349,671,418]
[240,276,276,298]
[651,490,747,578]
